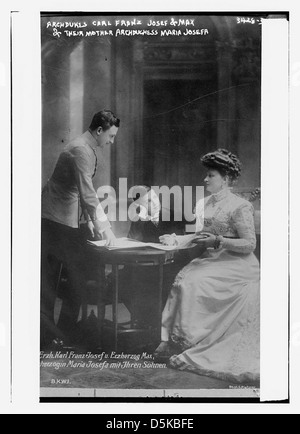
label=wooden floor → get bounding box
[41,301,260,397]
[41,351,232,391]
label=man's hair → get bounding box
[89,110,120,131]
[131,185,151,202]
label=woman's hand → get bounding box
[192,233,217,249]
[159,234,178,246]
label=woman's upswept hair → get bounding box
[201,148,242,181]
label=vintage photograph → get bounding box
[40,12,263,399]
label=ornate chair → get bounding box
[232,187,261,261]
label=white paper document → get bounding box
[87,237,181,251]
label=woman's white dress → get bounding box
[161,188,260,384]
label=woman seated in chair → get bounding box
[155,149,260,384]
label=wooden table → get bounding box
[87,245,176,352]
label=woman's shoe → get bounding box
[153,341,178,361]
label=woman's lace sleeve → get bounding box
[222,202,257,254]
[195,199,205,233]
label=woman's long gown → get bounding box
[161,188,260,384]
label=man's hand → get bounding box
[102,227,117,246]
[86,221,95,238]
[92,221,116,246]
[93,220,104,238]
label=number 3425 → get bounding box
[237,17,262,25]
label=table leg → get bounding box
[82,300,88,322]
[97,297,105,348]
[157,261,164,343]
[130,267,137,328]
[112,264,119,352]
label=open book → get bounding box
[87,237,195,251]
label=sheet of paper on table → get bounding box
[87,237,193,251]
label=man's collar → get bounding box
[83,130,98,151]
